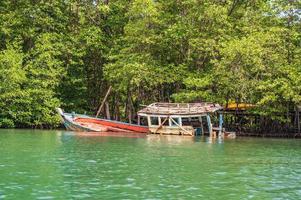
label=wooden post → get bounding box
[199,116,204,136]
[147,116,151,127]
[179,117,182,126]
[218,113,223,138]
[170,117,193,136]
[154,117,168,134]
[206,114,212,137]
[138,116,140,125]
[96,86,112,118]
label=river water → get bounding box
[0,129,301,199]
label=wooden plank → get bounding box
[218,113,223,137]
[199,116,204,136]
[149,126,194,136]
[206,115,213,137]
[170,117,193,136]
[154,117,169,134]
[138,102,222,115]
[96,86,112,118]
[138,113,208,118]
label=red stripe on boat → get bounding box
[74,118,149,133]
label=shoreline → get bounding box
[1,128,301,139]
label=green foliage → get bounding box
[0,118,15,128]
[0,45,31,126]
[171,1,301,119]
[0,0,300,126]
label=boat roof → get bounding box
[137,102,222,117]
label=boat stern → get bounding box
[56,108,65,123]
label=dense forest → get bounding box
[0,0,300,129]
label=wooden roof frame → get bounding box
[137,102,222,117]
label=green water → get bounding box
[0,130,301,199]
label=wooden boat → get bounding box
[137,102,223,136]
[57,102,235,138]
[57,108,149,133]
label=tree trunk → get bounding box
[105,101,110,120]
[125,88,133,123]
[114,97,120,121]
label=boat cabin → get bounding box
[137,102,223,136]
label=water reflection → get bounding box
[63,131,147,138]
[146,134,196,144]
[60,131,225,145]
[206,136,224,144]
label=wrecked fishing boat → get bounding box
[57,102,233,137]
[57,108,149,133]
[137,102,224,137]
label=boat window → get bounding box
[191,117,199,121]
[182,118,190,126]
[181,117,202,126]
[139,116,148,126]
[191,117,202,127]
[171,118,179,126]
[160,117,169,126]
[150,117,159,126]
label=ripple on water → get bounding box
[86,160,97,163]
[71,194,91,199]
[36,196,54,200]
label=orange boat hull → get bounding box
[74,117,149,133]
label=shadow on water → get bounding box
[60,131,226,145]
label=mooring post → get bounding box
[138,116,140,125]
[219,113,223,138]
[178,117,182,126]
[199,116,204,136]
[206,114,212,137]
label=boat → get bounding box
[137,102,223,136]
[57,102,233,138]
[57,108,149,133]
